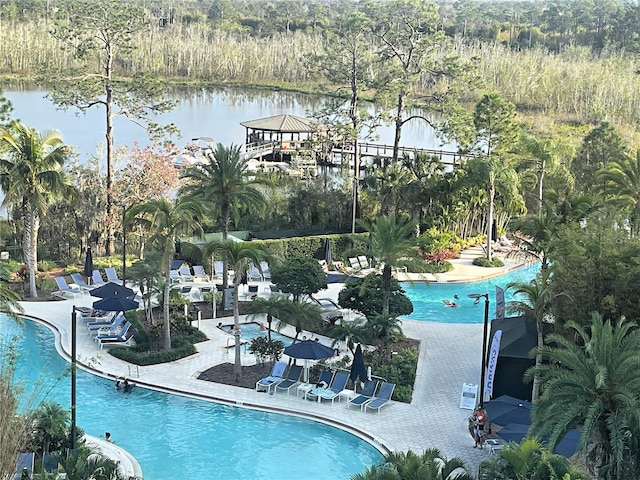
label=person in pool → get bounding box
[443,299,459,307]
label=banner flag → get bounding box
[484,329,502,402]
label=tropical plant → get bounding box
[506,269,570,403]
[181,143,267,288]
[597,150,640,235]
[364,214,421,316]
[204,240,270,379]
[128,198,203,351]
[53,444,126,480]
[369,448,474,480]
[272,299,324,343]
[478,438,588,480]
[0,261,23,316]
[367,312,403,362]
[31,402,69,455]
[338,274,413,319]
[270,257,327,302]
[0,123,75,297]
[529,314,640,479]
[329,317,371,354]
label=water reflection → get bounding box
[4,85,455,162]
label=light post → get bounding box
[468,292,490,406]
[121,204,127,285]
[70,306,78,450]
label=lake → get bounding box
[4,85,456,163]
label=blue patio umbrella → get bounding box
[93,296,139,315]
[497,423,581,458]
[91,282,135,299]
[349,343,367,389]
[284,340,335,383]
[83,246,94,281]
[483,395,533,426]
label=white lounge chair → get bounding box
[53,277,83,299]
[179,265,195,282]
[70,273,95,292]
[92,270,107,287]
[192,265,210,282]
[105,267,123,285]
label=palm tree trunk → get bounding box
[532,323,543,403]
[382,264,392,316]
[163,268,171,351]
[232,277,242,380]
[23,205,38,298]
[221,201,230,289]
[486,180,495,262]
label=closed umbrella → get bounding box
[349,344,367,391]
[324,238,332,266]
[83,247,94,281]
[283,340,335,383]
[93,296,139,316]
[91,282,135,299]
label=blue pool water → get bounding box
[1,317,382,479]
[239,322,293,344]
[402,265,539,323]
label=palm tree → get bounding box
[204,240,269,379]
[597,150,640,235]
[128,198,203,351]
[383,448,474,480]
[0,123,75,297]
[0,262,23,316]
[505,269,569,403]
[330,317,370,354]
[365,214,420,316]
[247,295,292,341]
[181,143,267,288]
[478,438,585,480]
[529,314,640,479]
[55,446,126,480]
[273,299,323,343]
[368,312,403,362]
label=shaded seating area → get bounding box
[363,381,395,413]
[255,361,287,393]
[53,276,83,299]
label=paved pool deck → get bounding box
[18,246,529,477]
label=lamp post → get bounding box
[70,306,78,450]
[121,204,127,285]
[468,292,490,406]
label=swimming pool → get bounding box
[1,317,382,479]
[401,265,539,323]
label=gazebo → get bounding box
[240,114,322,148]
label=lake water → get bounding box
[3,85,456,163]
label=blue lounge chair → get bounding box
[53,277,83,299]
[95,321,131,342]
[70,273,96,292]
[105,267,123,285]
[97,323,135,350]
[311,371,349,404]
[255,361,287,393]
[274,365,303,395]
[88,315,126,336]
[347,380,379,410]
[364,381,395,414]
[92,270,107,287]
[305,370,336,402]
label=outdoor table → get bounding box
[297,383,313,399]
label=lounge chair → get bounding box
[348,257,361,272]
[363,381,395,414]
[170,270,183,284]
[88,314,126,335]
[248,263,263,281]
[105,267,123,285]
[53,277,83,299]
[346,380,379,410]
[303,369,334,400]
[15,452,35,478]
[274,365,303,395]
[259,261,271,280]
[78,308,114,323]
[97,322,135,350]
[255,361,288,393]
[315,371,350,404]
[92,270,107,287]
[357,255,370,269]
[213,261,224,278]
[179,265,195,282]
[70,273,95,292]
[95,320,131,342]
[193,265,210,282]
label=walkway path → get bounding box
[19,246,528,477]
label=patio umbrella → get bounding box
[83,246,94,281]
[93,296,139,316]
[283,340,335,383]
[483,395,533,426]
[91,282,135,299]
[349,343,367,390]
[497,423,581,458]
[324,238,332,266]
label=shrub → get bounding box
[37,259,56,272]
[374,346,418,403]
[248,336,284,364]
[472,257,505,267]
